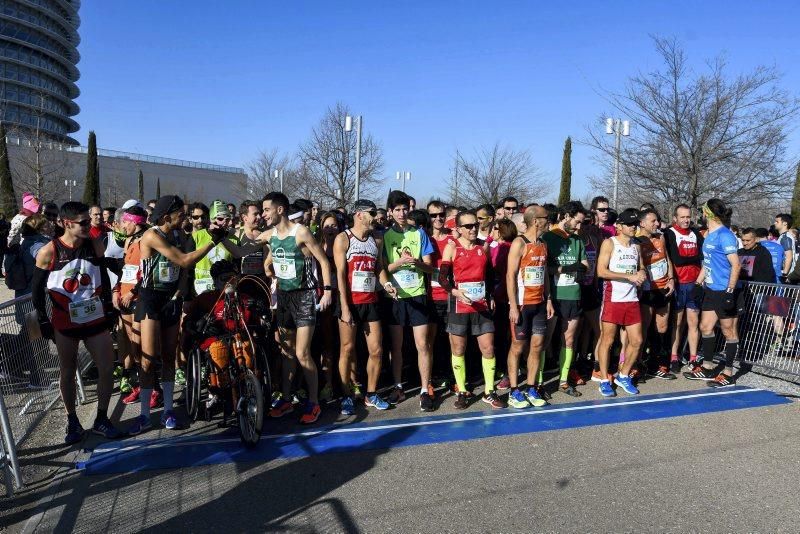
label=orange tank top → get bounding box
[120,239,142,296]
[516,236,547,305]
[639,233,669,289]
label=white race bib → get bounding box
[69,296,103,324]
[523,266,544,287]
[158,260,180,283]
[194,278,214,295]
[273,257,296,280]
[431,267,441,288]
[647,258,668,281]
[556,272,577,286]
[393,270,420,289]
[352,271,376,293]
[459,281,486,302]
[120,264,139,284]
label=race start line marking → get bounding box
[79,386,791,474]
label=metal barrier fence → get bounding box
[738,282,800,378]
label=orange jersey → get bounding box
[638,233,669,289]
[516,236,547,305]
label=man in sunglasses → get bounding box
[32,201,125,443]
[501,197,519,218]
[191,200,233,296]
[595,208,647,397]
[590,196,616,240]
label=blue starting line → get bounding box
[79,386,790,475]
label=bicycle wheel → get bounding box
[237,371,263,447]
[186,347,202,421]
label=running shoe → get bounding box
[119,376,133,394]
[269,398,294,418]
[508,388,529,409]
[591,370,615,383]
[113,366,123,379]
[161,410,178,430]
[453,392,468,410]
[300,402,321,424]
[352,382,364,400]
[670,361,682,374]
[293,389,308,404]
[648,366,677,380]
[683,365,717,381]
[93,415,125,439]
[340,396,355,416]
[122,385,141,405]
[481,392,506,409]
[364,393,390,410]
[559,383,582,397]
[150,389,163,409]
[568,369,586,386]
[598,380,616,397]
[496,375,511,390]
[524,387,548,407]
[614,375,639,395]
[426,382,436,399]
[451,383,474,397]
[319,383,333,403]
[174,368,186,386]
[128,414,152,436]
[707,373,735,388]
[388,386,406,405]
[628,367,641,381]
[419,392,434,412]
[64,415,84,445]
[536,386,552,401]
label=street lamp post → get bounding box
[345,115,363,200]
[273,169,284,193]
[605,118,630,209]
[395,171,411,193]
[64,179,76,201]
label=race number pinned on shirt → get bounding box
[158,261,180,283]
[69,296,103,324]
[647,258,668,281]
[459,281,486,302]
[523,266,544,287]
[352,271,376,293]
[194,278,214,295]
[273,257,296,280]
[393,269,419,290]
[120,264,139,284]
[431,267,441,288]
[556,272,577,286]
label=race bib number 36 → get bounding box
[69,296,103,324]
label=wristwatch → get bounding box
[323,285,333,291]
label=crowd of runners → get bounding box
[4,188,799,443]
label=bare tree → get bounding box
[444,142,549,206]
[242,148,297,200]
[298,102,384,207]
[586,37,799,214]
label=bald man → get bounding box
[505,205,555,408]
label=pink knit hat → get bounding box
[22,192,40,214]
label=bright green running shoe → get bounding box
[119,376,133,394]
[351,382,364,400]
[113,366,123,379]
[174,368,186,386]
[319,383,333,402]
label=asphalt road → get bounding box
[4,373,799,533]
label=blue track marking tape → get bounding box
[79,386,790,475]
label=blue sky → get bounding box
[74,1,800,202]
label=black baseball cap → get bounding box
[616,208,640,226]
[150,195,184,223]
[353,199,377,212]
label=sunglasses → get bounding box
[65,218,91,227]
[503,206,517,211]
[460,223,478,230]
[429,212,445,219]
[190,215,205,220]
[595,208,609,213]
[215,217,231,222]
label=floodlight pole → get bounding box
[273,169,284,193]
[345,115,363,201]
[396,171,411,192]
[606,118,630,209]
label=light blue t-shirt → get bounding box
[702,226,739,291]
[761,240,784,283]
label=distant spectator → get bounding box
[14,214,52,297]
[89,205,110,240]
[7,192,40,247]
[102,206,117,224]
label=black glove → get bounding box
[722,289,735,310]
[209,227,227,245]
[560,263,580,274]
[690,284,704,302]
[38,319,55,341]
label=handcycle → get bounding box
[184,268,272,447]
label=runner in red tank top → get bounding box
[438,210,506,410]
[334,200,396,414]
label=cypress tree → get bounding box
[156,177,161,198]
[792,162,800,226]
[82,131,100,205]
[558,137,572,206]
[0,123,17,216]
[137,169,144,202]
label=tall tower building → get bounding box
[0,0,80,145]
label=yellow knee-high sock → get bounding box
[537,351,545,385]
[451,354,467,393]
[559,347,574,383]
[482,356,496,393]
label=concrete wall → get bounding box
[4,140,247,207]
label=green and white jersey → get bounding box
[192,228,232,295]
[383,225,434,299]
